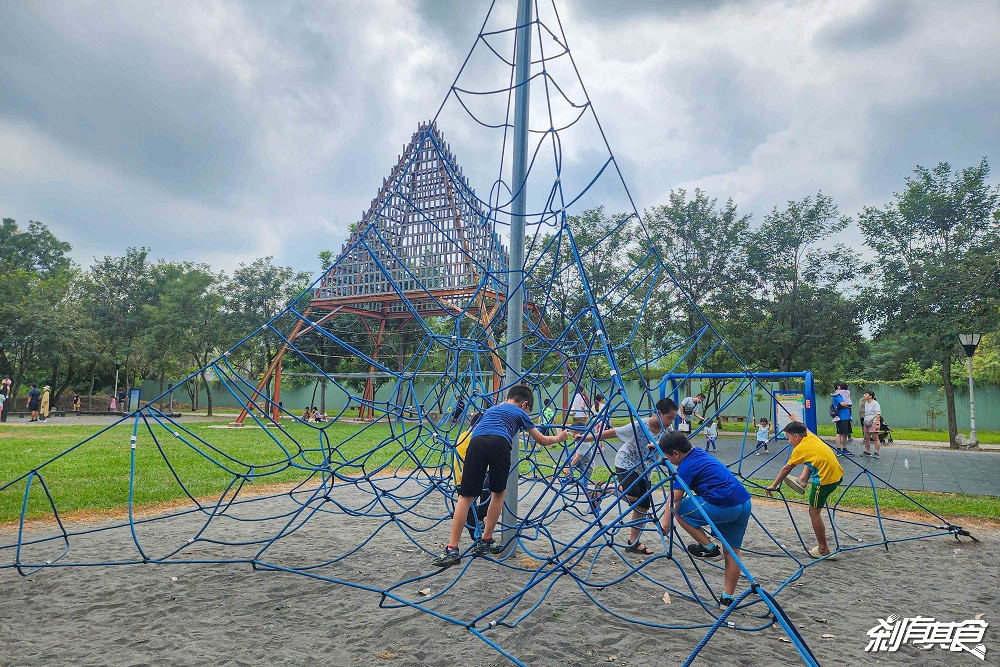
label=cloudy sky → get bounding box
[1,0,998,276]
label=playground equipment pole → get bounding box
[502,0,532,556]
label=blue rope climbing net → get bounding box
[0,2,973,664]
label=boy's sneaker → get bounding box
[719,594,736,609]
[873,452,880,459]
[860,451,870,457]
[687,543,723,561]
[432,546,461,568]
[470,537,502,556]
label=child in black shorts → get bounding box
[432,385,569,567]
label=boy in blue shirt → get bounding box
[658,431,753,608]
[433,385,569,567]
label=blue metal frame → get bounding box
[658,371,818,434]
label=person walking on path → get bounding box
[831,381,853,456]
[27,384,41,422]
[40,386,51,420]
[72,393,82,415]
[0,378,10,423]
[860,390,883,459]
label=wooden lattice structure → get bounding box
[235,121,533,424]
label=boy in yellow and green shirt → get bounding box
[765,421,843,559]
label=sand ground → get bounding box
[0,484,996,667]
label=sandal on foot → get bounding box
[624,543,654,556]
[808,546,837,560]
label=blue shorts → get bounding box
[677,497,752,550]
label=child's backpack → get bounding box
[828,402,839,419]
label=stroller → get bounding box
[878,419,894,444]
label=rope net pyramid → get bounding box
[0,2,974,664]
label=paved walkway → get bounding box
[596,435,1000,496]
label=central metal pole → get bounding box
[502,0,532,556]
[967,356,978,445]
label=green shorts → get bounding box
[807,480,841,509]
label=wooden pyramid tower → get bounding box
[235,121,513,424]
[312,120,509,318]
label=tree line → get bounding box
[525,159,999,445]
[0,233,309,414]
[2,159,998,443]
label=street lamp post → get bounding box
[113,360,122,403]
[958,333,982,446]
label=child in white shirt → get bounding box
[704,419,718,451]
[754,418,770,455]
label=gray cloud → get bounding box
[572,0,747,21]
[814,0,914,52]
[0,0,997,277]
[0,4,257,201]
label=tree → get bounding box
[860,159,1000,447]
[0,219,77,399]
[225,257,310,381]
[972,330,1000,386]
[146,262,229,415]
[525,207,639,380]
[0,218,71,275]
[639,189,754,394]
[731,193,862,388]
[80,247,158,394]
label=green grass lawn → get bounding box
[2,420,997,525]
[580,467,999,523]
[0,420,429,522]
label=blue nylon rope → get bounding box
[0,3,973,666]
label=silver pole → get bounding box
[967,356,977,445]
[502,0,532,556]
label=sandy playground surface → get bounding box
[0,484,997,667]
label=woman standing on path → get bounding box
[861,390,883,459]
[40,386,51,421]
[0,378,10,423]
